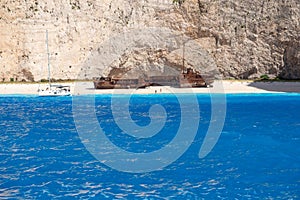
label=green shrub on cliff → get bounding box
[173,0,185,6]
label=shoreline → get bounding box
[0,80,299,95]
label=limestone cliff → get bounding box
[0,0,299,81]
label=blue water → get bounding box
[0,94,299,199]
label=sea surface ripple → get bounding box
[0,94,299,199]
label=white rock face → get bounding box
[0,0,299,81]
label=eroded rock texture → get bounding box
[0,0,299,81]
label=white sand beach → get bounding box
[0,80,299,95]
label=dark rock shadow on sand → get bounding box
[248,81,300,93]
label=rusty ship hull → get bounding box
[93,68,210,89]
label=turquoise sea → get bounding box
[0,93,299,199]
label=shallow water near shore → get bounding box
[0,94,299,199]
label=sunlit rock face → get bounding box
[0,0,299,81]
